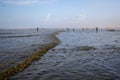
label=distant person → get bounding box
[96,27,98,32]
[82,28,84,31]
[67,28,69,31]
[73,28,75,31]
[37,27,39,32]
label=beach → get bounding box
[1,0,120,80]
[0,29,60,79]
[9,29,120,80]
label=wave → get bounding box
[0,33,13,34]
[0,35,39,38]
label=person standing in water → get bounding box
[96,27,98,32]
[37,27,39,32]
[73,28,75,31]
[82,28,84,31]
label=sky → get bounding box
[0,0,120,29]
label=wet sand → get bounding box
[0,29,61,79]
[10,30,120,80]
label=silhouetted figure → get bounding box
[96,27,98,32]
[82,28,84,31]
[37,27,39,32]
[67,28,69,31]
[73,28,75,31]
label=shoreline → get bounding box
[10,30,120,80]
[0,31,61,80]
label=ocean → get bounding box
[1,29,120,80]
[10,29,120,80]
[0,29,58,72]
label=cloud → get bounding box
[71,13,87,23]
[1,0,56,5]
[4,0,37,5]
[79,13,87,20]
[45,13,52,21]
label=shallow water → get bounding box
[0,29,58,72]
[11,30,120,80]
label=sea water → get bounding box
[0,29,57,71]
[11,29,120,80]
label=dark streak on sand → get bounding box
[0,32,61,80]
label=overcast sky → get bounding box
[0,0,120,29]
